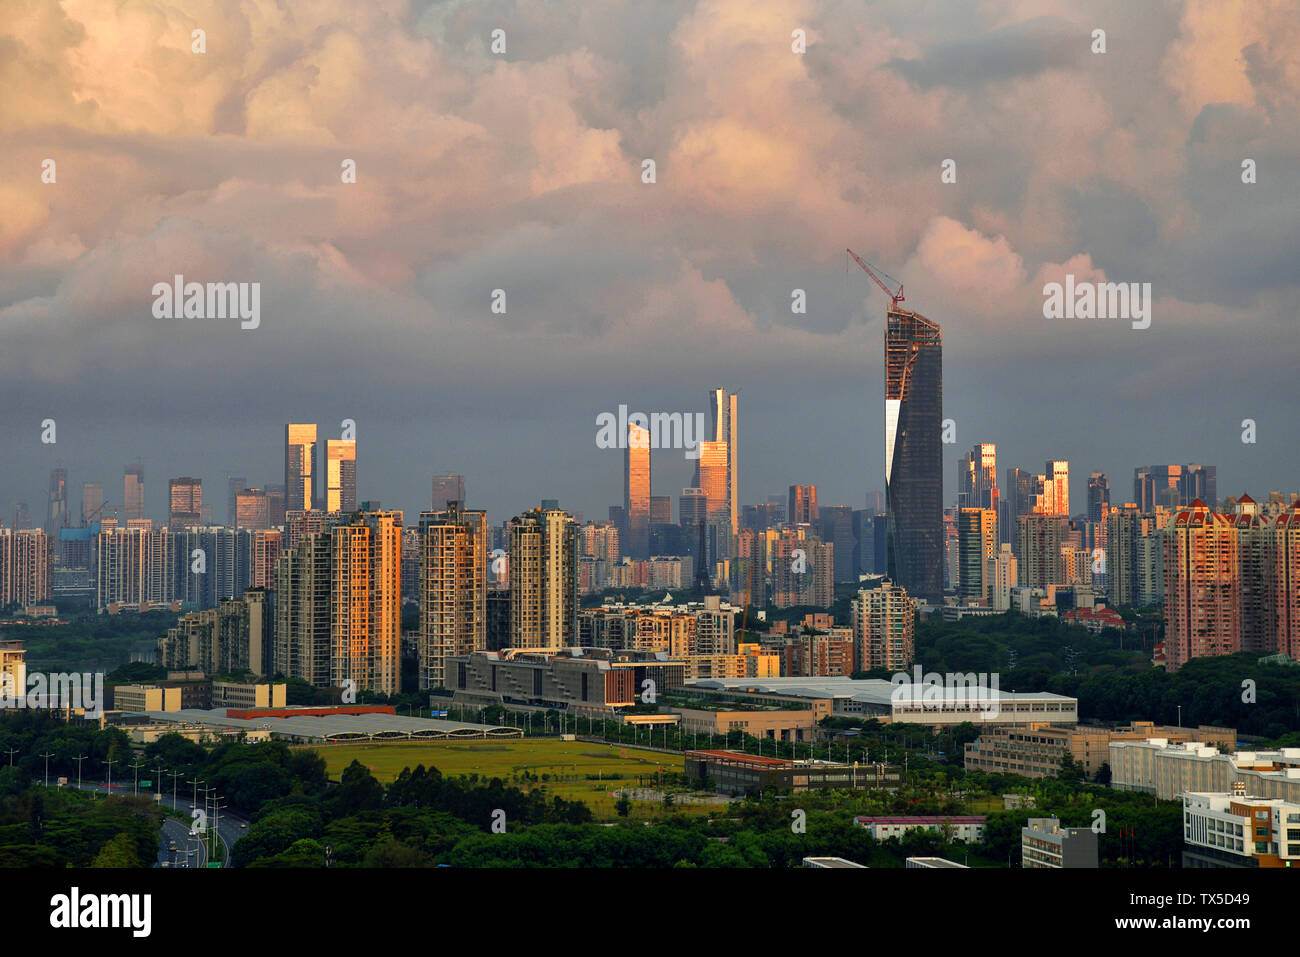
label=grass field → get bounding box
[310,739,720,819]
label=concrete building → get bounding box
[418,503,487,690]
[985,544,1017,611]
[851,581,914,671]
[685,750,873,795]
[0,529,51,606]
[1109,739,1300,803]
[906,857,969,868]
[114,684,182,712]
[210,681,287,709]
[509,507,579,650]
[445,649,635,717]
[965,721,1235,779]
[687,676,1077,729]
[1021,817,1098,868]
[673,707,820,742]
[1182,786,1300,868]
[856,815,986,843]
[168,477,203,529]
[331,511,402,696]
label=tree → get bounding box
[91,832,141,868]
[615,794,632,817]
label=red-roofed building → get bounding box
[1063,604,1125,634]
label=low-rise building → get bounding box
[906,857,969,868]
[855,815,986,843]
[966,721,1236,779]
[1021,817,1098,868]
[210,681,288,710]
[1109,739,1300,803]
[1182,787,1300,868]
[686,750,886,795]
[113,684,182,712]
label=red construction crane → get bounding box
[846,248,904,308]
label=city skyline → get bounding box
[2,4,1296,527]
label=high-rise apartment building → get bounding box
[274,531,333,687]
[1164,500,1239,671]
[81,482,104,527]
[851,581,914,671]
[325,439,357,513]
[284,423,317,513]
[1016,513,1068,589]
[958,508,998,603]
[885,307,943,602]
[624,422,651,560]
[509,508,579,650]
[985,543,1018,611]
[418,503,487,690]
[123,465,145,522]
[0,529,51,606]
[1105,503,1142,607]
[168,477,203,529]
[431,473,467,510]
[768,526,833,608]
[331,511,402,696]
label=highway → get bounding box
[46,780,249,868]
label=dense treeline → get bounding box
[913,616,1300,738]
[0,609,179,673]
[0,769,162,867]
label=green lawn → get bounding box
[310,739,718,820]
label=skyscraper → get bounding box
[81,482,103,527]
[285,423,317,513]
[509,507,578,650]
[957,444,998,511]
[1044,460,1070,516]
[235,489,270,528]
[47,468,69,536]
[325,439,357,513]
[1087,472,1110,524]
[624,421,651,559]
[697,440,730,564]
[885,307,943,602]
[226,477,247,527]
[788,485,818,525]
[708,388,739,536]
[168,477,203,528]
[958,508,998,603]
[123,464,145,522]
[431,473,467,510]
[418,502,487,689]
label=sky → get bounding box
[2,0,1297,528]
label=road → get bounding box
[46,780,249,867]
